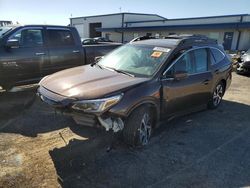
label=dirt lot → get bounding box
[0,72,250,188]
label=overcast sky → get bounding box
[1,0,250,25]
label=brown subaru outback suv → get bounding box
[38,35,232,146]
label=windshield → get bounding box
[98,44,171,77]
[0,26,13,38]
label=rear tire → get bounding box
[208,82,225,109]
[123,106,154,147]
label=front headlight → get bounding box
[72,94,123,113]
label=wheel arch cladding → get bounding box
[220,79,226,94]
[127,101,159,128]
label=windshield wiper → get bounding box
[106,67,135,77]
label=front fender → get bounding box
[108,79,161,118]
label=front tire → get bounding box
[208,82,225,109]
[123,106,154,147]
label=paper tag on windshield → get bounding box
[153,47,171,53]
[151,51,163,58]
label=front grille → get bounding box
[38,86,74,107]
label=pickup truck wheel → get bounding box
[208,82,225,109]
[123,106,153,147]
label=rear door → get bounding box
[42,27,83,76]
[161,48,213,117]
[0,26,48,86]
[209,47,227,80]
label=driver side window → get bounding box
[9,28,44,47]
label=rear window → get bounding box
[210,48,225,64]
[47,29,75,46]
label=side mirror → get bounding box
[5,39,19,48]
[174,71,188,80]
[95,56,103,62]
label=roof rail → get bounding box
[165,34,217,45]
[130,36,156,43]
[129,34,217,46]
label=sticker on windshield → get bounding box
[153,47,171,53]
[151,51,163,58]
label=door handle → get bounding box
[202,79,210,85]
[35,52,46,56]
[72,50,80,53]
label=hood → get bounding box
[40,65,149,99]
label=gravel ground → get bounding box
[0,72,249,188]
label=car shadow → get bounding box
[235,71,250,77]
[49,100,250,188]
[0,91,73,137]
[0,90,36,120]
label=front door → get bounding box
[0,27,48,86]
[161,48,212,117]
[223,32,234,50]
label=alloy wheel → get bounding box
[138,113,152,145]
[213,84,223,106]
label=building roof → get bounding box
[124,14,248,24]
[70,12,166,20]
[96,22,250,32]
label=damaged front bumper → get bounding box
[55,108,124,133]
[37,87,125,133]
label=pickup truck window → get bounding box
[9,29,44,47]
[47,29,74,46]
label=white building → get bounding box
[70,13,250,51]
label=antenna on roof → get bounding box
[119,7,122,13]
